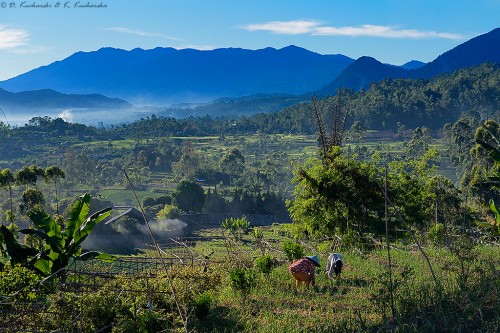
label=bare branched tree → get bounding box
[310,92,350,159]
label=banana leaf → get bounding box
[0,225,38,266]
[476,139,500,163]
[490,199,500,223]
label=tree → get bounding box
[172,180,205,213]
[406,127,431,159]
[44,166,65,215]
[348,120,367,146]
[288,147,384,236]
[451,118,477,165]
[62,149,97,185]
[0,168,15,220]
[172,147,203,180]
[15,165,44,189]
[219,148,245,185]
[21,188,45,213]
[156,204,180,219]
[203,188,227,213]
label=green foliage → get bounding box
[252,226,266,255]
[21,188,45,212]
[0,168,15,212]
[142,195,171,207]
[172,179,205,213]
[81,287,132,332]
[194,291,214,319]
[289,147,384,236]
[5,210,16,224]
[15,165,44,188]
[133,310,167,333]
[156,204,180,219]
[0,193,112,278]
[0,265,39,301]
[405,127,432,159]
[473,120,500,236]
[1,239,499,332]
[229,267,257,301]
[252,226,264,240]
[254,254,274,275]
[428,223,445,245]
[281,239,304,262]
[221,216,251,241]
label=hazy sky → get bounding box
[0,0,498,80]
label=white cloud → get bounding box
[106,27,184,41]
[243,20,321,35]
[242,20,465,39]
[313,24,464,39]
[0,26,29,49]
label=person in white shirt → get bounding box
[325,253,343,279]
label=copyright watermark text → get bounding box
[0,1,108,8]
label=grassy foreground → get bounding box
[1,226,499,332]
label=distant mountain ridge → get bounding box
[400,60,426,70]
[0,46,354,104]
[0,88,131,109]
[1,28,498,110]
[318,28,500,95]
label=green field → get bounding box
[2,223,498,332]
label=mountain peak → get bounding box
[400,60,426,70]
[318,27,500,96]
[417,27,500,77]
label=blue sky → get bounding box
[0,0,498,80]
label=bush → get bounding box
[221,216,251,241]
[254,255,274,275]
[194,292,214,319]
[156,204,180,219]
[0,265,39,301]
[229,267,257,300]
[281,240,304,262]
[428,223,445,245]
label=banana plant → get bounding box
[0,193,113,278]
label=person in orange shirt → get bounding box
[288,255,321,291]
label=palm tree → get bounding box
[44,166,65,215]
[0,168,15,224]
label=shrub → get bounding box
[254,255,274,275]
[156,204,180,219]
[194,291,214,319]
[135,310,167,333]
[428,223,445,245]
[281,240,304,262]
[229,267,257,301]
[221,216,251,241]
[0,265,39,301]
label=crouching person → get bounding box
[326,253,343,279]
[288,255,321,291]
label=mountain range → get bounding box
[0,46,354,105]
[0,88,131,110]
[0,28,498,111]
[318,28,500,95]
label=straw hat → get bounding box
[306,255,321,267]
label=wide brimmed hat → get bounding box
[306,255,321,267]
